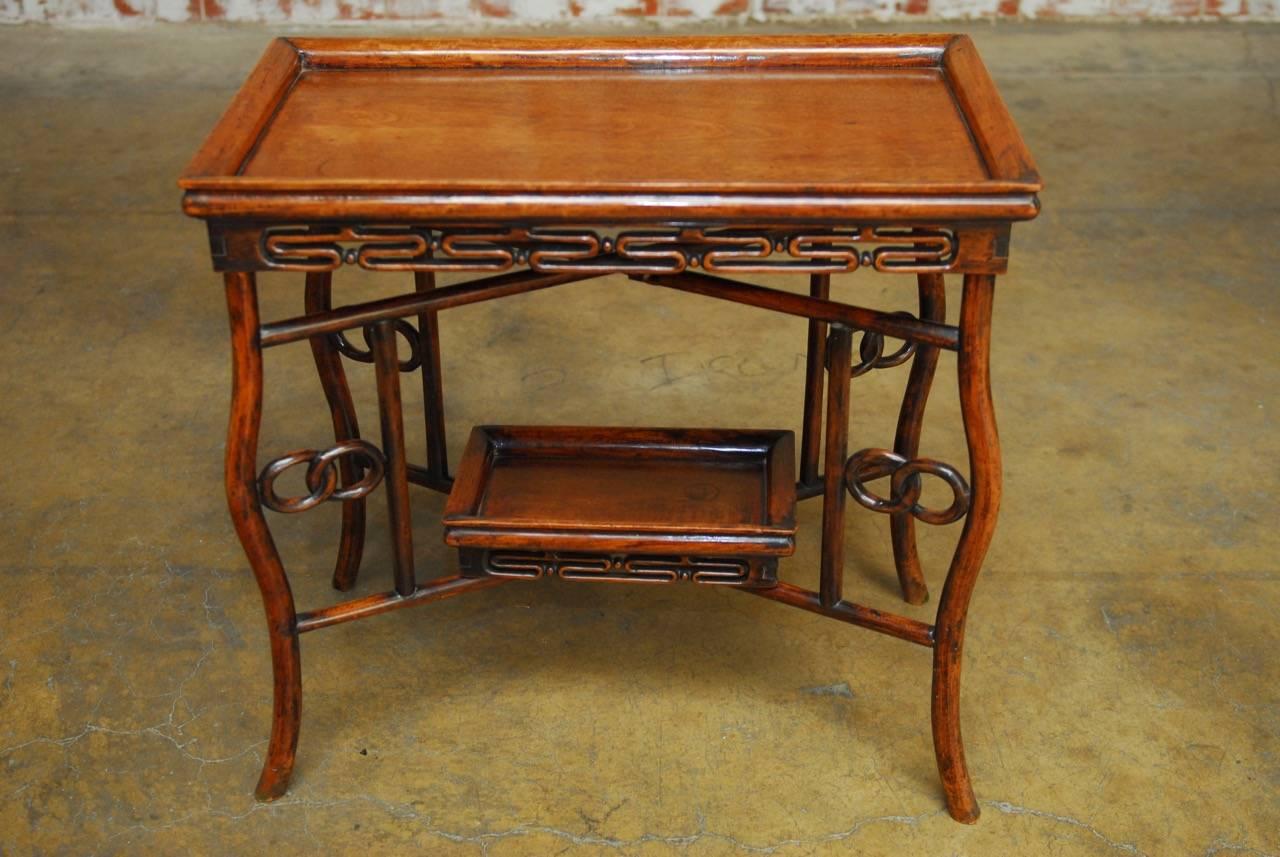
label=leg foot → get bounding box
[932,646,980,823]
[254,630,301,801]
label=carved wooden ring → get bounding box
[333,319,422,372]
[851,319,917,378]
[259,440,386,513]
[826,313,917,378]
[844,448,970,525]
[306,440,385,502]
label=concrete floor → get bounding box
[1,22,1278,857]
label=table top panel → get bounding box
[181,36,1042,223]
[242,68,987,191]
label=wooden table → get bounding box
[180,35,1042,824]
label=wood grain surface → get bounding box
[180,34,1042,223]
[243,69,986,190]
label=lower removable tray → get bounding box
[442,426,796,587]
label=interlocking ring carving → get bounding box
[843,448,970,525]
[331,320,422,372]
[835,313,918,378]
[258,440,386,514]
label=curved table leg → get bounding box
[225,272,302,802]
[932,273,1001,824]
[304,271,367,592]
[890,273,947,605]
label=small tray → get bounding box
[443,426,796,586]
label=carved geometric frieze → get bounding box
[458,549,778,587]
[253,225,959,275]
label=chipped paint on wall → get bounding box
[2,0,1275,21]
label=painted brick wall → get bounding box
[1,0,1275,23]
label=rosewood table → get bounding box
[179,35,1042,824]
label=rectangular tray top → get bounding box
[180,35,1041,223]
[442,426,796,556]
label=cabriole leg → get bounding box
[224,271,302,802]
[932,273,1001,823]
[304,271,367,592]
[890,272,946,605]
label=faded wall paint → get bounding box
[1,0,1275,22]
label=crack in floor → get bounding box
[1202,839,1279,857]
[101,794,943,855]
[84,791,1221,856]
[986,800,1146,855]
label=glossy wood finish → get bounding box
[414,270,450,490]
[243,70,986,190]
[304,272,366,592]
[188,191,1038,225]
[891,273,947,605]
[223,271,300,801]
[180,35,1041,224]
[942,37,1040,184]
[820,327,854,608]
[370,320,415,597]
[798,273,830,496]
[291,34,954,71]
[260,269,597,348]
[932,273,1002,823]
[747,582,934,648]
[443,426,796,562]
[183,38,300,184]
[641,271,960,351]
[187,35,1040,824]
[295,574,504,633]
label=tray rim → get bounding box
[445,529,797,557]
[441,425,797,540]
[179,34,1041,222]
